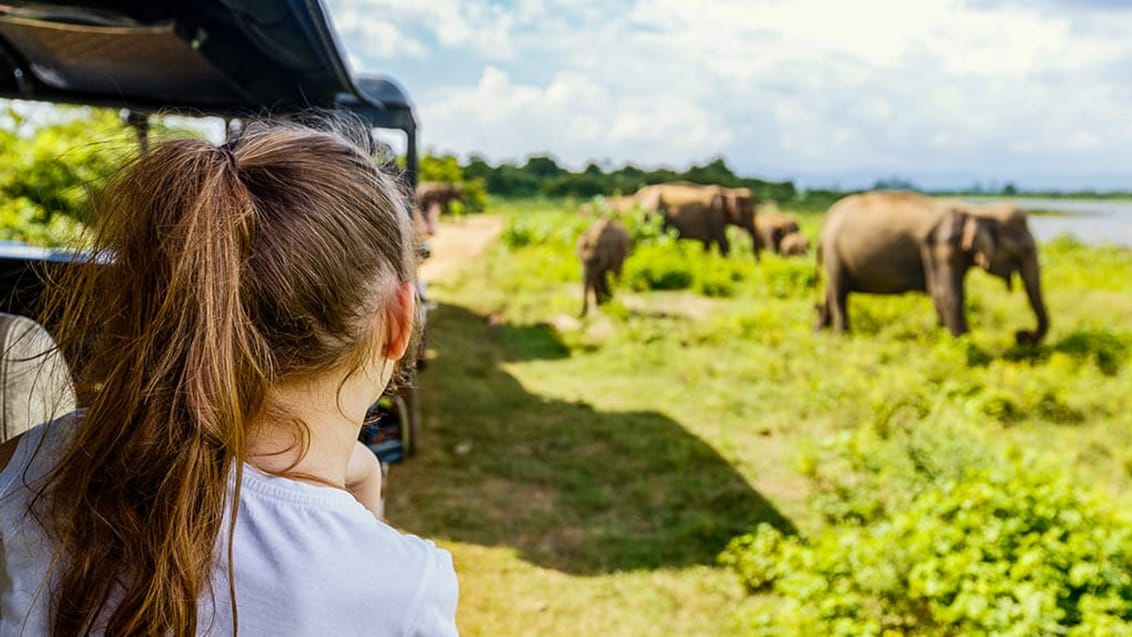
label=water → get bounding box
[969,198,1132,248]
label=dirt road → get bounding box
[418,214,503,284]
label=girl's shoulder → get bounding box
[0,411,82,499]
[225,471,459,635]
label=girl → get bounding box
[0,121,458,635]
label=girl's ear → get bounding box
[383,281,416,360]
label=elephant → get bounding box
[415,181,466,235]
[719,186,761,260]
[755,212,802,253]
[632,182,760,260]
[577,218,630,317]
[779,231,810,256]
[815,190,1048,344]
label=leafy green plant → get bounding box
[0,106,132,242]
[722,453,1132,636]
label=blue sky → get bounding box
[324,0,1132,190]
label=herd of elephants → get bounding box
[416,180,1048,346]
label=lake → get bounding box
[970,198,1132,248]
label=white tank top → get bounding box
[0,414,459,636]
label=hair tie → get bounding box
[218,140,239,171]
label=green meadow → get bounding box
[390,198,1132,636]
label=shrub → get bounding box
[623,243,695,291]
[722,428,1132,636]
[499,212,589,250]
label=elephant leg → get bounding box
[597,269,614,305]
[580,267,593,317]
[824,262,850,333]
[747,228,761,262]
[716,228,730,257]
[922,247,969,336]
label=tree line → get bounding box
[419,153,815,212]
[422,153,1132,215]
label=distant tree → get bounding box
[452,153,812,206]
[463,155,495,181]
[683,157,739,186]
[420,154,464,184]
[1002,182,1018,195]
[873,176,918,191]
[522,155,564,178]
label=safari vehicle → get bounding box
[0,0,425,462]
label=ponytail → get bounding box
[39,141,271,636]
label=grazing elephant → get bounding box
[415,181,465,234]
[815,190,1048,344]
[779,231,810,256]
[755,212,801,253]
[577,218,630,316]
[633,183,731,255]
[633,182,760,259]
[719,186,761,261]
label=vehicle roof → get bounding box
[0,0,416,133]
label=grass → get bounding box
[387,198,1132,636]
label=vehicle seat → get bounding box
[0,313,75,443]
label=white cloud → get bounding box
[329,11,427,60]
[420,67,732,168]
[326,0,518,60]
[327,0,1132,187]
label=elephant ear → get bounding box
[960,214,996,271]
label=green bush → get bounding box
[723,426,1132,636]
[0,196,88,246]
[498,211,589,250]
[623,243,695,291]
[0,106,133,246]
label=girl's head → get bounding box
[93,120,416,387]
[38,119,416,636]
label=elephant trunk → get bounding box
[1017,255,1048,345]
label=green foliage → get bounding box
[497,204,592,251]
[0,105,133,245]
[722,435,1132,636]
[622,242,752,298]
[420,153,464,183]
[450,153,798,204]
[0,196,88,246]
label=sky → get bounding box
[324,0,1132,190]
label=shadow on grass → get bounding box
[492,320,570,362]
[961,328,1130,376]
[389,302,795,575]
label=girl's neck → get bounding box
[247,366,383,489]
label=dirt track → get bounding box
[418,214,503,284]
